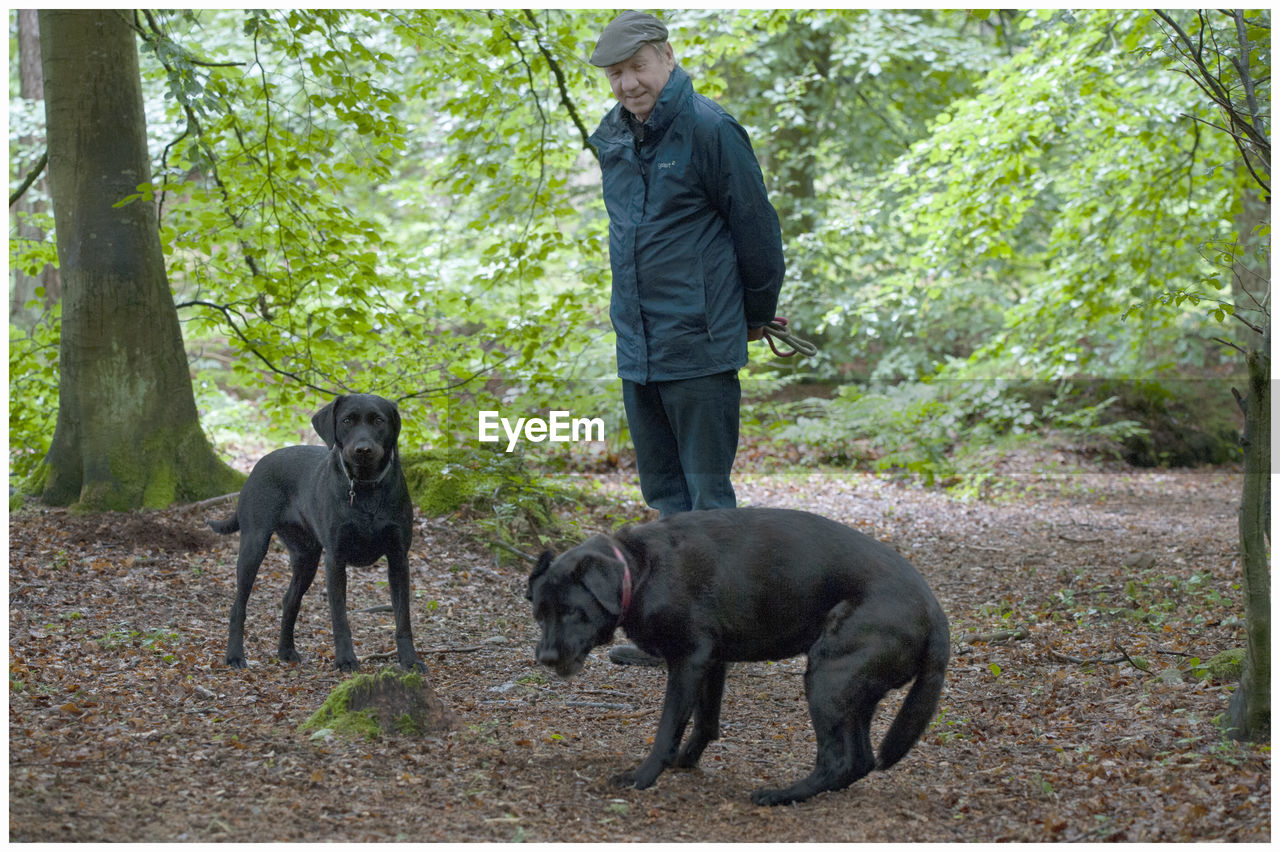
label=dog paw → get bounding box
[399,658,426,673]
[611,767,658,790]
[673,751,702,769]
[750,787,803,807]
[750,788,785,806]
[610,771,639,789]
[225,655,247,669]
[335,657,360,673]
[277,649,302,664]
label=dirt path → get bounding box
[8,466,1269,841]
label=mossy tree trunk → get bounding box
[35,10,241,511]
[1225,340,1270,741]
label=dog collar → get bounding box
[342,448,396,505]
[610,542,632,622]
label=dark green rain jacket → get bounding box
[588,66,785,383]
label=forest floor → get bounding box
[8,446,1270,842]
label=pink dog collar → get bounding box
[610,542,632,622]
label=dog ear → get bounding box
[312,396,346,448]
[385,400,402,443]
[527,550,554,601]
[578,555,621,618]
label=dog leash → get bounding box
[761,316,817,358]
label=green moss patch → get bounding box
[402,448,524,517]
[1197,648,1246,684]
[299,667,455,741]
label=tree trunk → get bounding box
[1231,182,1269,352]
[1225,338,1270,741]
[35,9,242,510]
[10,8,61,326]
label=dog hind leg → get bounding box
[226,529,273,668]
[277,539,321,664]
[752,601,905,806]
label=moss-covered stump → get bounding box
[299,668,455,741]
[1198,648,1246,684]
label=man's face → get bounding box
[605,42,675,123]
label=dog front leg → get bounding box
[674,660,727,768]
[386,549,424,672]
[613,658,704,790]
[325,556,359,672]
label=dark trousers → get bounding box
[622,371,740,517]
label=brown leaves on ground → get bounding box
[8,464,1269,841]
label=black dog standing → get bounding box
[210,394,422,673]
[527,507,950,805]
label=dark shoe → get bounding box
[609,644,664,666]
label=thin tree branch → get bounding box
[177,299,342,396]
[9,151,48,208]
[1154,9,1270,194]
[521,9,597,157]
[177,298,515,402]
[393,352,516,403]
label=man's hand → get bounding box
[747,326,764,342]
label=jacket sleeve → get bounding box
[704,117,785,328]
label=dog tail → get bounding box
[208,515,240,535]
[877,607,950,771]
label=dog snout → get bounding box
[536,644,560,667]
[343,439,383,474]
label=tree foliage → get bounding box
[7,9,1263,478]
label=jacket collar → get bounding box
[598,65,691,147]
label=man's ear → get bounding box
[311,396,346,448]
[657,40,675,70]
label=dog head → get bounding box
[312,394,402,481]
[526,539,625,679]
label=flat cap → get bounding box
[589,10,669,67]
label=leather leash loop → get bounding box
[762,316,818,358]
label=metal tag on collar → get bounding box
[345,466,357,506]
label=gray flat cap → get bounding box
[589,10,669,66]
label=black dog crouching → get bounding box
[210,393,422,673]
[526,507,950,806]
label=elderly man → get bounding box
[587,11,786,665]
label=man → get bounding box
[587,11,786,665]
